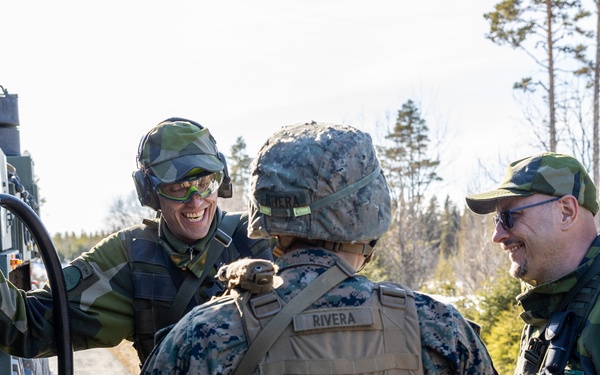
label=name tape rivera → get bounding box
[293,308,375,333]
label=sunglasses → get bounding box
[493,197,560,231]
[151,171,223,203]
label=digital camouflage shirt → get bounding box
[0,209,273,364]
[142,248,498,375]
[514,239,600,375]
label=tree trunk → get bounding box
[594,0,600,228]
[547,0,557,151]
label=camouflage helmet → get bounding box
[138,118,224,183]
[466,152,599,216]
[248,122,392,243]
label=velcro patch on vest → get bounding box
[71,259,93,280]
[293,307,375,333]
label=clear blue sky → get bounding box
[2,1,538,235]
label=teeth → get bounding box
[185,211,204,222]
[504,244,521,254]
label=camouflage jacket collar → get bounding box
[276,248,342,271]
[159,214,218,275]
[517,236,600,326]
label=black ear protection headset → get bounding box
[132,117,233,211]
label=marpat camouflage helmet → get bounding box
[139,119,223,183]
[466,152,599,215]
[248,122,392,243]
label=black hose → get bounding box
[0,194,73,375]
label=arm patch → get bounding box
[64,259,95,292]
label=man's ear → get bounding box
[559,195,579,230]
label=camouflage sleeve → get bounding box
[65,232,135,350]
[579,299,600,373]
[0,267,56,357]
[0,231,135,358]
[415,293,498,375]
[142,298,248,375]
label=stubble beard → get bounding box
[509,259,528,280]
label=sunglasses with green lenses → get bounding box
[151,171,223,203]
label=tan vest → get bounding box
[235,282,424,375]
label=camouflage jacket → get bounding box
[514,240,600,374]
[142,248,498,375]
[0,209,273,362]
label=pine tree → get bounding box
[439,195,460,258]
[484,0,590,151]
[220,136,252,212]
[376,99,442,288]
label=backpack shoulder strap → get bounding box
[121,218,160,269]
[556,256,600,313]
[221,210,259,262]
[219,211,241,245]
[232,258,356,375]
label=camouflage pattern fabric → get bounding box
[140,119,224,183]
[247,122,392,243]
[466,152,599,216]
[514,240,600,374]
[0,212,273,363]
[141,249,498,375]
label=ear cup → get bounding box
[217,152,233,199]
[133,124,158,210]
[132,169,160,210]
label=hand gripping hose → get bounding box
[0,194,73,375]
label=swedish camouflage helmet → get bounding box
[138,118,224,183]
[247,121,392,243]
[466,152,599,216]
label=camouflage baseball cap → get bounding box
[247,121,392,242]
[466,152,599,216]
[139,119,224,183]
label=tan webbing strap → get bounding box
[232,259,356,375]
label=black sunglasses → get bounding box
[493,197,561,231]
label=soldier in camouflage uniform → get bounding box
[0,118,274,366]
[466,152,600,374]
[142,121,497,375]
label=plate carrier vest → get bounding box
[226,258,424,375]
[123,208,251,364]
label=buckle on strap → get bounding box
[379,285,408,309]
[250,292,282,319]
[523,336,547,371]
[214,228,233,247]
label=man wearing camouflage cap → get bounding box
[466,152,600,374]
[0,117,274,366]
[142,121,497,375]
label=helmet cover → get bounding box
[248,122,392,243]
